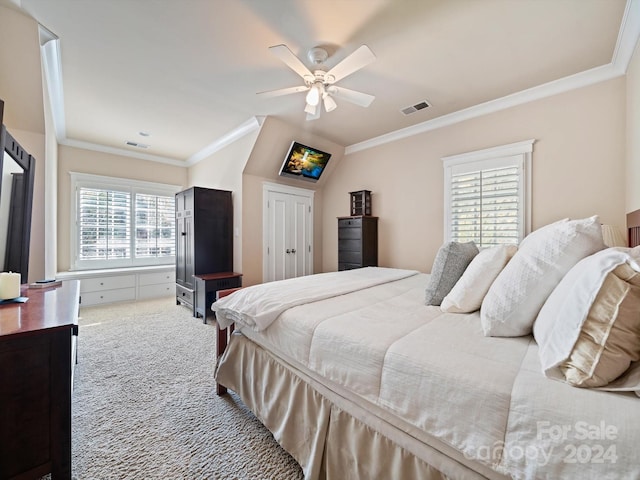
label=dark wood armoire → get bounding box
[175,187,233,313]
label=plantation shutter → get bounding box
[135,193,176,258]
[78,187,131,260]
[450,165,520,247]
[443,141,533,248]
[72,173,179,270]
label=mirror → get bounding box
[0,125,35,284]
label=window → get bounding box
[443,140,534,248]
[71,173,181,270]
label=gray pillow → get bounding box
[425,241,479,306]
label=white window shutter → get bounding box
[135,193,176,258]
[78,188,131,260]
[443,140,533,247]
[71,172,180,270]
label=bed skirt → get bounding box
[216,333,503,480]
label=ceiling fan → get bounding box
[257,44,376,121]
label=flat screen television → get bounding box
[278,141,332,182]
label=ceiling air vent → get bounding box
[401,100,431,116]
[125,141,149,149]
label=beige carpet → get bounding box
[68,297,304,480]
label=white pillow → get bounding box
[480,216,605,337]
[534,246,640,389]
[440,245,517,313]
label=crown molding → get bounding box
[346,0,640,155]
[60,138,187,166]
[185,116,265,166]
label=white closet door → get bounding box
[264,187,313,282]
[289,194,312,279]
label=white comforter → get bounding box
[212,266,418,330]
[223,270,640,480]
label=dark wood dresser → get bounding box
[338,216,378,270]
[0,280,80,480]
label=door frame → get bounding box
[262,182,315,282]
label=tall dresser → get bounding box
[175,187,233,313]
[338,216,378,270]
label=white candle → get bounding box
[0,272,21,300]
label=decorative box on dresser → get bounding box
[338,216,378,271]
[175,187,233,314]
[0,280,80,480]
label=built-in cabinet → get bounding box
[175,187,233,313]
[57,266,175,306]
[338,216,378,270]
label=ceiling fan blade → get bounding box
[328,86,375,107]
[257,85,309,98]
[269,44,314,81]
[324,45,376,83]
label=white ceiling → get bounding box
[8,0,636,164]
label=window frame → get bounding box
[70,172,181,270]
[442,139,534,246]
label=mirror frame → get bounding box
[0,124,36,283]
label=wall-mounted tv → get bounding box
[278,141,332,182]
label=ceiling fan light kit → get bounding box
[258,44,376,120]
[306,83,322,106]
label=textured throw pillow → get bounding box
[534,246,640,388]
[425,241,478,306]
[480,216,605,337]
[441,245,517,313]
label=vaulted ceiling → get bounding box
[6,0,636,163]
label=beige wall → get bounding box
[0,6,45,282]
[627,38,640,212]
[323,77,627,274]
[187,128,261,273]
[57,145,188,271]
[240,117,342,286]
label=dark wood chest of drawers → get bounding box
[0,281,80,480]
[338,216,378,271]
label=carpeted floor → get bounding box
[67,296,304,480]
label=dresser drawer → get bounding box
[338,250,363,264]
[81,287,136,305]
[139,270,175,286]
[338,217,362,228]
[338,239,362,252]
[338,227,362,240]
[80,275,136,293]
[339,263,363,271]
[139,283,174,299]
[176,284,194,307]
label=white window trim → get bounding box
[69,172,182,271]
[442,139,534,244]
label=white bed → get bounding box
[214,267,640,479]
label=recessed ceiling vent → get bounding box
[401,100,431,116]
[125,141,149,149]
